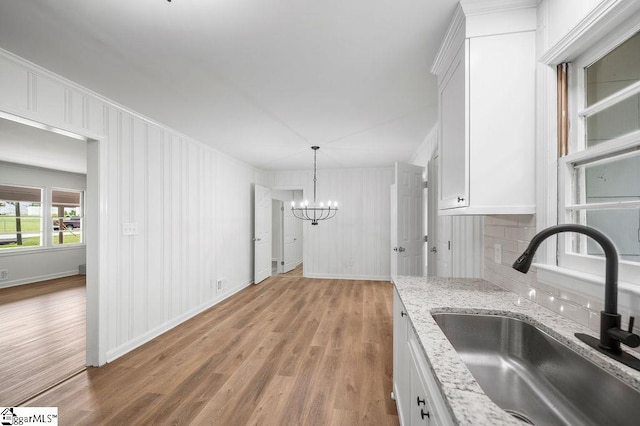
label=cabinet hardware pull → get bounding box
[417,396,425,406]
[457,196,465,203]
[401,311,407,317]
[421,409,430,419]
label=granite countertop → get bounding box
[393,276,640,426]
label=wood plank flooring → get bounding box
[27,275,399,425]
[0,275,86,406]
[283,262,303,277]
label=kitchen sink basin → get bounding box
[432,313,640,426]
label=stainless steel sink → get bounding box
[432,313,640,426]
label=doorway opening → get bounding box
[271,189,303,277]
[0,111,99,403]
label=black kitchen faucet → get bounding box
[513,224,640,371]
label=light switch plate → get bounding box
[122,222,138,236]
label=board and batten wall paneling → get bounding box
[267,167,393,280]
[0,47,266,365]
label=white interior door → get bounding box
[393,162,424,276]
[272,200,284,274]
[390,184,398,278]
[427,157,438,276]
[437,215,452,277]
[283,204,299,273]
[254,184,272,284]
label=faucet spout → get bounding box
[513,224,640,370]
[512,224,618,314]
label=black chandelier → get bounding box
[291,146,338,225]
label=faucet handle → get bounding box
[606,316,640,348]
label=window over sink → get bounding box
[560,30,640,285]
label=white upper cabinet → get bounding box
[432,1,537,215]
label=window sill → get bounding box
[0,244,86,257]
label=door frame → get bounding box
[254,184,272,284]
[393,162,424,277]
[0,109,105,366]
[270,186,304,276]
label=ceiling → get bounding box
[0,0,457,171]
[0,117,87,174]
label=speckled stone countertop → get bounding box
[393,276,640,426]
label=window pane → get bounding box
[586,94,640,147]
[51,189,82,245]
[576,153,640,204]
[0,188,43,249]
[569,208,640,263]
[571,153,640,264]
[586,31,640,106]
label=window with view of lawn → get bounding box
[51,189,83,246]
[0,184,43,248]
[0,185,83,250]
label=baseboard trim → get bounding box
[304,273,390,281]
[105,280,252,363]
[0,270,80,289]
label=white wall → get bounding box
[0,48,266,364]
[0,161,86,287]
[267,167,393,280]
[544,0,606,51]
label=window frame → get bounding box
[0,184,85,254]
[47,187,85,248]
[0,184,44,250]
[557,23,640,287]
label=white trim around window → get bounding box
[536,1,640,293]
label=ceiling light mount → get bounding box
[291,146,338,225]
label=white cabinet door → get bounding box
[467,32,535,214]
[395,287,455,426]
[438,42,468,210]
[434,7,536,216]
[409,347,432,426]
[393,289,411,425]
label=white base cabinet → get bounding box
[393,288,453,426]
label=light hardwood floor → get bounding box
[0,275,86,406]
[27,275,399,425]
[283,262,303,277]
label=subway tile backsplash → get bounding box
[483,214,601,334]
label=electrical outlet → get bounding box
[0,269,7,281]
[494,243,502,264]
[217,279,224,291]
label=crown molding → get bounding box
[430,3,465,76]
[539,0,640,65]
[460,0,538,16]
[431,0,538,76]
